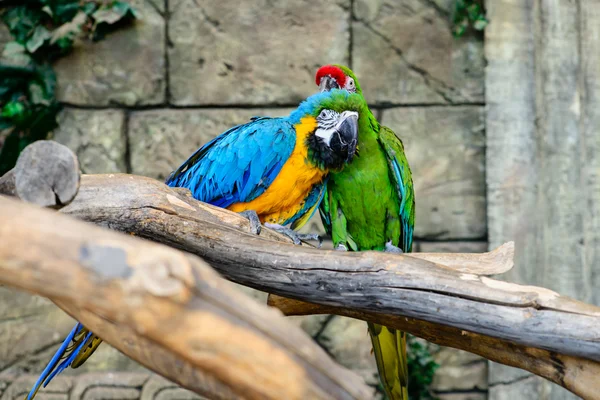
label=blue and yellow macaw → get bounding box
[24,89,365,400]
[165,88,363,242]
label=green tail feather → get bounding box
[368,322,408,400]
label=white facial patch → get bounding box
[315,109,340,146]
[314,110,358,146]
[315,127,336,146]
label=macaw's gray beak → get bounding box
[335,111,359,163]
[319,75,340,92]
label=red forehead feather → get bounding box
[315,65,347,87]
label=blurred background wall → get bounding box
[0,0,591,399]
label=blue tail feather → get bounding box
[25,322,85,400]
[42,331,93,388]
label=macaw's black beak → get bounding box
[319,75,340,92]
[334,111,359,163]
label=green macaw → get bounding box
[315,65,415,400]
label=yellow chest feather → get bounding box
[228,116,326,224]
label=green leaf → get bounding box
[3,41,26,56]
[113,1,140,19]
[55,37,74,51]
[82,2,99,15]
[30,63,57,99]
[2,6,46,44]
[452,19,468,37]
[26,102,61,141]
[467,4,482,21]
[26,26,52,53]
[42,6,53,17]
[0,130,21,176]
[2,7,31,32]
[93,7,126,25]
[2,41,32,65]
[473,17,488,31]
[452,0,487,37]
[50,11,87,44]
[93,1,138,25]
[28,82,48,105]
[0,118,13,131]
[1,101,25,118]
[407,335,440,400]
[53,2,82,24]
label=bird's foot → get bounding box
[264,223,323,247]
[238,210,261,235]
[334,243,348,251]
[384,241,403,253]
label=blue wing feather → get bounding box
[166,118,296,208]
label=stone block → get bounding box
[489,376,548,400]
[128,108,290,180]
[488,362,529,386]
[0,287,142,377]
[315,316,378,384]
[52,108,127,174]
[228,284,333,340]
[0,375,72,400]
[437,393,487,400]
[381,106,486,239]
[168,0,350,105]
[352,0,484,104]
[0,372,207,400]
[431,347,487,392]
[0,287,74,374]
[141,375,207,400]
[53,0,165,106]
[417,241,488,253]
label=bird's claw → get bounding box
[264,223,322,247]
[238,210,261,235]
[297,232,323,248]
[384,241,403,253]
[334,243,348,251]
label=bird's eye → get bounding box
[347,78,355,88]
[318,109,327,118]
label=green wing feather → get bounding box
[378,125,415,253]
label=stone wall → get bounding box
[0,0,487,399]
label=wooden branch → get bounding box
[408,241,514,275]
[58,174,600,359]
[59,173,514,273]
[265,296,600,399]
[0,196,372,400]
[0,140,80,208]
[49,173,600,398]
